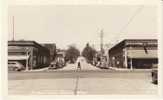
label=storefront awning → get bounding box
[8,55,29,60]
[127,50,157,59]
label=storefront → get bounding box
[109,39,158,69]
[8,41,50,70]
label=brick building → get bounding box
[108,39,158,69]
[41,43,57,62]
[8,41,50,70]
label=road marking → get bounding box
[74,68,80,95]
[74,76,79,95]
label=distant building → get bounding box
[56,49,66,58]
[8,40,50,70]
[55,49,66,65]
[41,43,56,62]
[108,39,158,69]
[95,44,112,67]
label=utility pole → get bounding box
[12,16,15,41]
[100,29,104,55]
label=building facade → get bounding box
[41,43,56,62]
[108,39,158,69]
[8,41,50,70]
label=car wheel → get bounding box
[17,69,21,71]
[14,67,18,71]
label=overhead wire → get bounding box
[111,5,144,45]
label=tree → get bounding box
[82,43,97,63]
[65,45,80,63]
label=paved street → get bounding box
[57,63,100,71]
[57,57,100,71]
[8,64,158,95]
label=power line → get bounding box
[12,16,15,41]
[113,5,144,43]
[119,5,144,34]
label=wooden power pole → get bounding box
[100,29,104,55]
[12,16,15,41]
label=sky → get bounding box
[8,5,158,51]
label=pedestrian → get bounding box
[77,61,81,70]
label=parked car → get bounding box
[56,57,65,68]
[151,64,158,84]
[49,57,65,70]
[100,62,108,69]
[8,61,25,71]
[48,61,57,69]
[98,56,108,69]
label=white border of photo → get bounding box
[0,0,163,100]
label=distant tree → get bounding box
[65,45,80,63]
[82,43,97,63]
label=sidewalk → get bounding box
[58,64,76,71]
[58,63,101,71]
[109,67,152,72]
[23,67,49,72]
[80,63,101,71]
[109,67,130,71]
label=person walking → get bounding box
[77,61,81,70]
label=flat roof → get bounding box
[109,39,157,52]
[8,40,49,52]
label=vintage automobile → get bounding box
[49,57,65,70]
[8,61,25,71]
[48,61,57,69]
[151,64,158,84]
[98,56,108,69]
